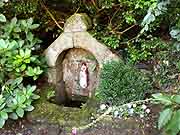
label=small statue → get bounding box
[79,63,88,89]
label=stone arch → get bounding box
[44,13,120,102]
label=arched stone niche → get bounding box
[45,13,119,103]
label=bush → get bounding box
[0,1,45,128]
[96,60,151,105]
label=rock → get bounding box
[64,13,92,32]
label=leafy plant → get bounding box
[152,93,180,135]
[101,35,120,49]
[96,60,151,105]
[128,37,168,63]
[0,78,40,128]
[26,66,43,80]
[0,1,45,128]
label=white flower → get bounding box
[163,60,169,66]
[127,103,132,108]
[132,104,137,108]
[145,108,150,114]
[140,114,144,118]
[114,110,119,117]
[119,108,123,112]
[100,104,106,110]
[4,0,8,2]
[128,108,134,115]
[141,104,147,110]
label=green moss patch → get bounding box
[27,85,96,132]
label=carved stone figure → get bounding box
[79,63,88,89]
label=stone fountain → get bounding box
[44,13,119,104]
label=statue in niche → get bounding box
[79,63,89,89]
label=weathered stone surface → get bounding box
[62,48,98,101]
[45,32,73,67]
[44,13,120,102]
[64,13,92,32]
[73,32,119,67]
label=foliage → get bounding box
[0,1,45,128]
[96,60,151,105]
[152,93,180,135]
[91,29,120,49]
[0,78,40,128]
[128,37,168,63]
[152,43,180,92]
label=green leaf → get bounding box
[27,18,33,26]
[31,94,40,100]
[0,39,7,48]
[9,112,18,120]
[0,14,6,22]
[30,24,40,29]
[152,93,172,105]
[24,49,31,57]
[20,64,26,71]
[27,32,33,42]
[142,11,155,26]
[19,49,25,57]
[0,2,4,7]
[26,67,34,76]
[166,110,180,135]
[172,95,180,104]
[16,107,24,118]
[13,77,23,85]
[158,108,173,129]
[4,108,13,113]
[25,105,34,111]
[11,17,17,26]
[29,85,36,92]
[17,95,26,104]
[24,58,30,63]
[13,27,21,33]
[33,76,38,80]
[0,103,5,110]
[0,111,8,120]
[0,118,5,128]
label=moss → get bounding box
[28,85,97,132]
[65,13,92,30]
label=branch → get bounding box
[40,0,63,31]
[111,24,137,35]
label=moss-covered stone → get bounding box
[27,85,97,132]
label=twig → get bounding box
[120,34,141,45]
[40,0,63,31]
[111,24,137,35]
[108,6,121,28]
[91,0,99,10]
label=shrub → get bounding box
[0,1,45,128]
[96,60,151,105]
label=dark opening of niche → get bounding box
[49,95,87,108]
[63,100,86,108]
